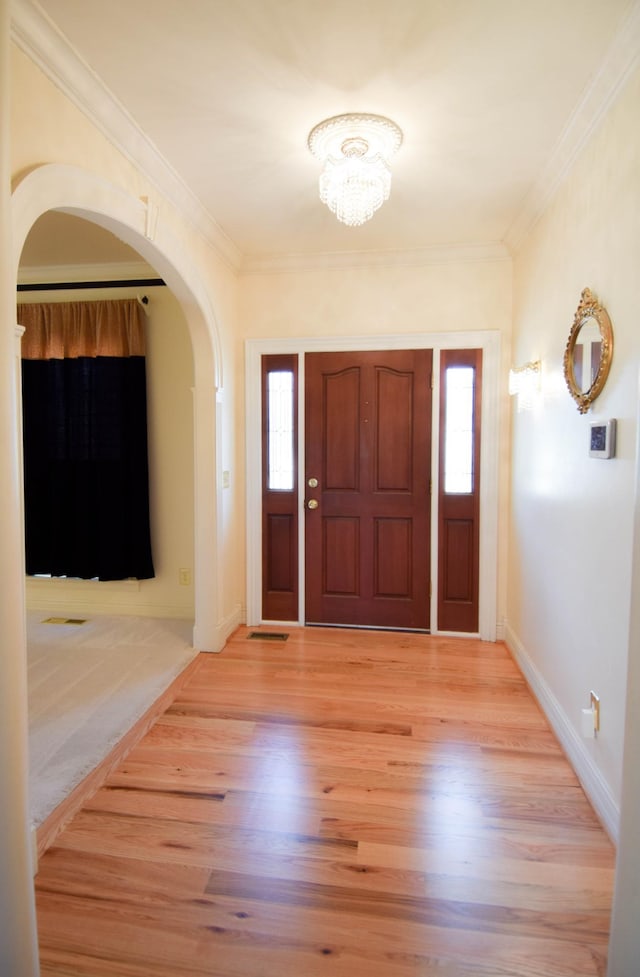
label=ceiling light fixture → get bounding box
[308,113,403,226]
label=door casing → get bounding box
[245,331,501,640]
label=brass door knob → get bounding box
[307,499,319,510]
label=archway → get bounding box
[12,163,225,652]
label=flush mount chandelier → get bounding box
[307,113,403,227]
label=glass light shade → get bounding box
[319,153,391,226]
[308,114,402,227]
[509,360,541,411]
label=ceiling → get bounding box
[15,0,637,267]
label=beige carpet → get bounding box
[27,611,198,828]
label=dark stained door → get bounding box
[305,350,432,629]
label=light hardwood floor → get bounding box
[35,626,616,977]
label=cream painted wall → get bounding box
[238,256,513,630]
[10,43,246,644]
[11,45,144,202]
[18,283,196,618]
[508,64,640,824]
[146,286,195,614]
[239,259,511,339]
[609,408,640,973]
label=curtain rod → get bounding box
[17,277,166,292]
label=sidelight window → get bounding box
[437,349,482,633]
[267,370,295,491]
[261,354,299,621]
[443,366,475,494]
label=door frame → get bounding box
[246,330,501,640]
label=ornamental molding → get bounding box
[240,242,511,276]
[11,0,640,269]
[17,260,157,286]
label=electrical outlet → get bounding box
[179,568,191,586]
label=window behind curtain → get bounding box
[19,299,155,581]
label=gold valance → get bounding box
[18,299,146,360]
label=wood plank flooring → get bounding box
[35,626,616,977]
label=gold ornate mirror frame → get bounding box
[563,288,614,414]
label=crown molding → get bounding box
[240,241,511,276]
[17,260,158,285]
[505,0,640,253]
[13,0,637,274]
[11,0,242,272]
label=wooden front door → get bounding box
[304,350,432,629]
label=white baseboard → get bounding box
[26,580,194,621]
[504,621,619,844]
[28,597,194,619]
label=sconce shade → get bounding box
[509,360,541,411]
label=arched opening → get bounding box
[19,212,196,617]
[11,164,227,840]
[12,164,224,653]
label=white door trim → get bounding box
[246,330,500,641]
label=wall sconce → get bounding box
[509,360,541,411]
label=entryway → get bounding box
[246,333,500,641]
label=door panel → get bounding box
[324,517,359,595]
[324,369,360,490]
[375,518,412,596]
[305,349,432,630]
[266,514,295,591]
[442,515,473,599]
[376,369,414,490]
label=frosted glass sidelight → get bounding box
[267,370,295,491]
[444,366,474,494]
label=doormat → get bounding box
[247,631,289,641]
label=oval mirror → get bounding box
[563,289,613,413]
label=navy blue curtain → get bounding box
[20,300,155,580]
